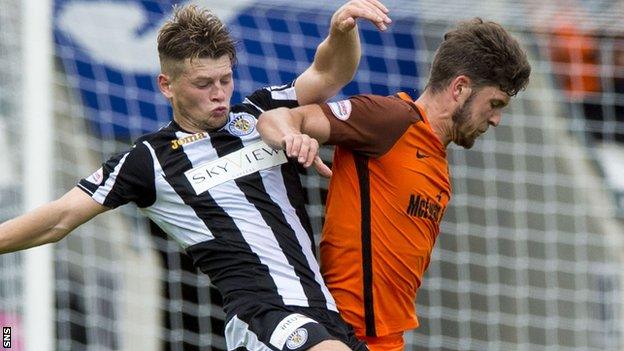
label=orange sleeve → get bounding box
[321,95,420,158]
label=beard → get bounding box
[452,93,477,149]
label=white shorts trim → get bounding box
[225,315,273,351]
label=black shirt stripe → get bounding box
[354,153,376,337]
[208,128,328,308]
[152,124,286,314]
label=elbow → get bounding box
[257,108,285,133]
[256,112,269,137]
[47,208,75,244]
[49,229,67,243]
[256,109,280,148]
[257,108,296,150]
[256,111,268,130]
[43,225,69,245]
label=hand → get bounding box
[283,134,332,178]
[313,156,332,178]
[331,0,392,33]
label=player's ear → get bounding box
[450,75,472,104]
[158,73,174,99]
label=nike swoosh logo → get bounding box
[416,150,430,159]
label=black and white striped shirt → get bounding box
[78,82,337,315]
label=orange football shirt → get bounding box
[319,93,452,337]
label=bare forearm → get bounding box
[257,108,302,150]
[0,188,107,254]
[0,201,71,254]
[314,0,392,86]
[258,105,332,176]
[295,1,391,105]
[313,26,361,87]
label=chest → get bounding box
[155,113,290,198]
[369,129,452,223]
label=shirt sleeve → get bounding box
[243,81,299,114]
[321,94,421,158]
[77,142,156,209]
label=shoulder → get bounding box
[323,94,420,131]
[243,81,299,113]
[132,122,180,151]
[352,94,420,119]
[323,94,420,157]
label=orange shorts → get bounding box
[360,332,405,351]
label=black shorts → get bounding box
[224,302,368,350]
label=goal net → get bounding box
[1,0,623,350]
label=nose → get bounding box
[489,112,502,127]
[211,84,226,102]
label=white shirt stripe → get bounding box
[141,141,214,248]
[181,130,309,306]
[270,86,297,101]
[210,190,310,307]
[260,167,337,311]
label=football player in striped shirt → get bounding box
[0,1,392,350]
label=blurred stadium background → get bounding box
[1,0,624,350]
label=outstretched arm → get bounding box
[257,105,332,176]
[0,187,108,254]
[295,0,391,105]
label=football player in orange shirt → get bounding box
[257,18,531,351]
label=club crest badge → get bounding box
[327,99,352,121]
[286,328,308,349]
[227,113,256,136]
[85,167,104,185]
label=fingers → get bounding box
[360,0,391,28]
[333,0,392,32]
[283,134,320,168]
[287,134,303,159]
[283,134,331,177]
[298,139,312,166]
[365,0,389,14]
[313,156,333,178]
[341,6,389,32]
[338,17,357,33]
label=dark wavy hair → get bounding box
[427,18,531,96]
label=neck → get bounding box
[415,89,454,147]
[174,116,205,134]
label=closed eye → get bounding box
[195,80,213,88]
[491,100,507,109]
